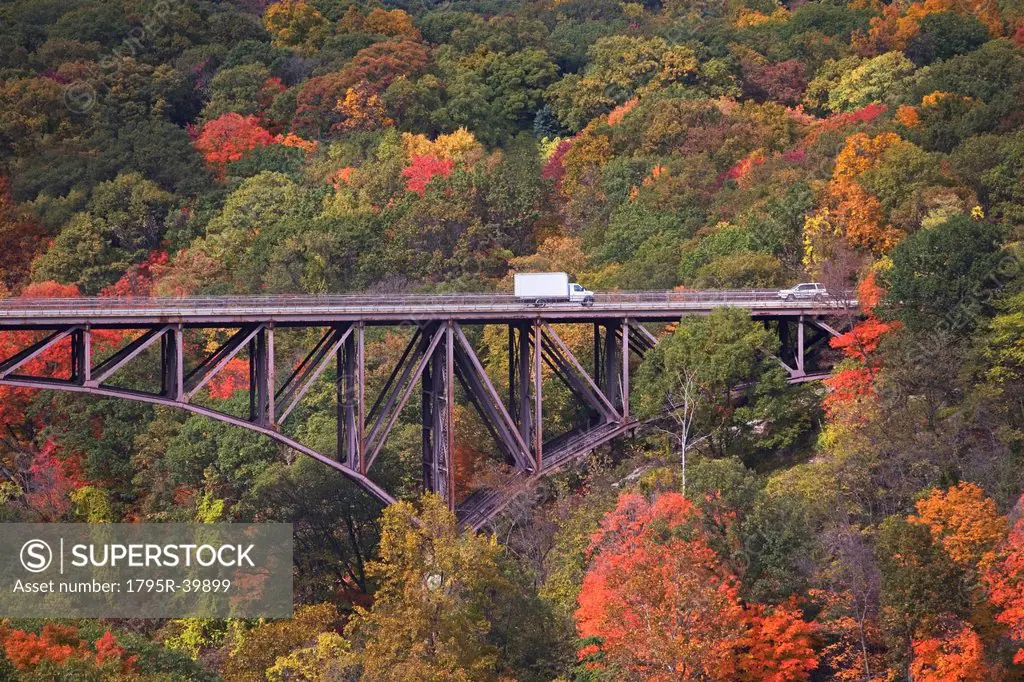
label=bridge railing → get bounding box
[0,289,856,309]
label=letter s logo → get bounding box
[20,539,52,573]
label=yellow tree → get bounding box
[345,494,507,682]
[264,0,329,54]
[335,83,393,132]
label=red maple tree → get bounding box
[0,624,135,673]
[194,113,276,173]
[1,624,85,671]
[401,155,454,196]
[824,272,898,415]
[207,356,249,400]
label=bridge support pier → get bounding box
[422,323,455,508]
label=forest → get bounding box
[2,0,1024,678]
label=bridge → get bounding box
[0,290,854,528]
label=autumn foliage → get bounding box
[910,482,1007,568]
[576,492,817,681]
[910,618,993,682]
[401,155,455,196]
[0,624,134,673]
[0,176,48,289]
[824,272,897,414]
[984,495,1024,663]
[195,113,276,171]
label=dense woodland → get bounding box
[3,0,1024,679]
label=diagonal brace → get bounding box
[0,327,80,379]
[88,326,171,387]
[275,326,352,425]
[365,324,447,471]
[452,324,534,472]
[184,325,263,401]
[542,324,621,422]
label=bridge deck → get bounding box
[0,291,854,327]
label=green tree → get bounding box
[632,307,782,466]
[202,64,274,121]
[240,457,383,602]
[545,36,698,131]
[31,172,173,292]
[438,48,559,145]
[882,215,1007,335]
[905,12,989,66]
[826,52,915,114]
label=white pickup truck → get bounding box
[514,272,595,306]
[778,282,828,301]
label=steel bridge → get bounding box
[0,291,853,528]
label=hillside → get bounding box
[2,0,1024,679]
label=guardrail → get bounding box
[0,289,858,315]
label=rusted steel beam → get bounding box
[622,318,630,420]
[797,317,805,376]
[249,328,272,427]
[266,325,275,427]
[808,319,843,337]
[444,322,455,510]
[338,332,356,467]
[603,321,620,411]
[628,321,659,351]
[533,320,542,470]
[0,375,396,508]
[81,327,92,384]
[355,322,365,474]
[507,325,516,422]
[518,324,532,451]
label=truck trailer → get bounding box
[513,272,595,305]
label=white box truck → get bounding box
[514,272,595,305]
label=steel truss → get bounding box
[0,313,844,528]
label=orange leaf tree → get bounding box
[576,492,817,681]
[984,494,1024,663]
[910,617,996,682]
[909,482,1007,569]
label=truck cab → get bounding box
[569,282,595,305]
